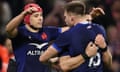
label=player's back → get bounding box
[70,23,106,72]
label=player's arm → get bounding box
[40,42,97,72]
[5,7,37,38]
[59,55,84,72]
[95,34,112,68]
[40,32,69,62]
[89,7,105,20]
[59,42,98,72]
[46,42,98,72]
[59,34,109,72]
[39,45,59,62]
[102,48,112,68]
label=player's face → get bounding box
[30,12,43,28]
[64,11,74,26]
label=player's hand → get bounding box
[95,34,107,48]
[49,57,59,64]
[85,42,98,57]
[22,7,38,16]
[90,7,105,19]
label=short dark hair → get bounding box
[64,1,86,15]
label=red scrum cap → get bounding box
[24,3,43,24]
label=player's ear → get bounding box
[71,16,74,22]
[71,17,74,21]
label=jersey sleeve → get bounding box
[52,32,70,53]
[99,25,107,39]
[11,26,24,41]
[96,25,106,37]
[58,51,69,57]
[95,25,108,44]
[10,26,26,50]
[70,29,91,56]
[11,26,24,40]
[47,26,62,40]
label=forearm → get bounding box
[40,46,58,62]
[59,42,97,71]
[102,49,112,68]
[64,55,85,69]
[6,11,26,34]
[59,55,85,71]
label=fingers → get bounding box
[92,7,96,11]
[90,7,105,17]
[91,43,98,50]
[95,34,104,44]
[49,57,59,63]
[95,34,103,41]
[86,42,98,57]
[95,34,106,48]
[88,42,95,47]
[25,7,38,14]
[87,42,98,50]
[30,7,38,12]
[88,42,94,47]
[95,8,105,15]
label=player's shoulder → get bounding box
[43,26,61,32]
[16,25,29,36]
[75,23,90,29]
[92,23,103,27]
[92,23,105,30]
[73,23,89,31]
[43,26,59,29]
[18,25,26,31]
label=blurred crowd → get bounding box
[0,0,120,72]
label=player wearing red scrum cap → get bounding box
[5,3,105,72]
[6,3,62,72]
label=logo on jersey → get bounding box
[27,42,48,56]
[27,50,44,56]
[29,42,48,50]
[41,32,47,40]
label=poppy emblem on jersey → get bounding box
[41,32,47,40]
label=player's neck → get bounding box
[74,15,91,26]
[74,19,88,26]
[25,24,40,33]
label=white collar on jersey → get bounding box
[78,21,90,24]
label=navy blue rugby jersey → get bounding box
[11,25,61,72]
[52,23,106,72]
